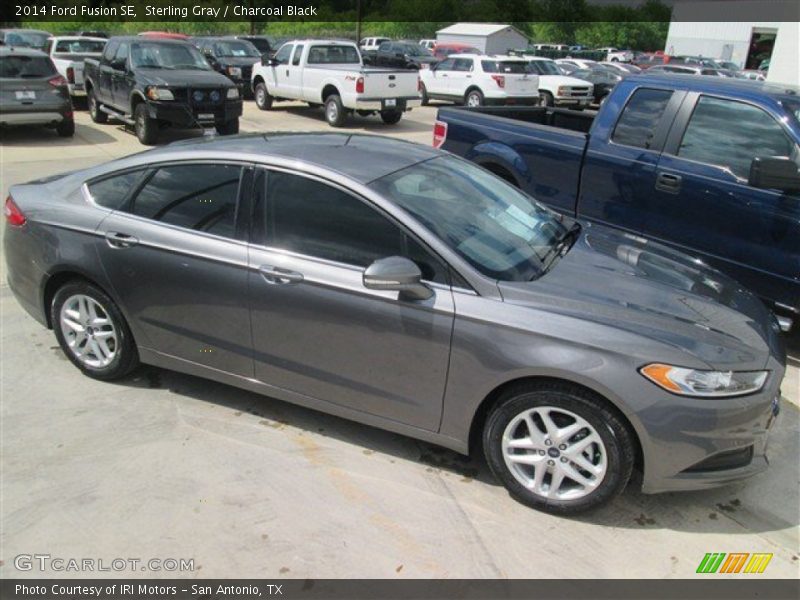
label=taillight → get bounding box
[66,67,75,83]
[48,75,68,87]
[491,75,505,88]
[4,196,26,227]
[432,120,448,149]
[355,76,364,94]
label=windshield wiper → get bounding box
[533,222,582,279]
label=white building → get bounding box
[665,1,799,85]
[435,23,529,55]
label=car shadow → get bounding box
[0,122,118,146]
[254,104,435,135]
[114,363,799,535]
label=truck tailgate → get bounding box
[362,68,418,98]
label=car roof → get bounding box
[0,46,48,56]
[141,133,444,184]
[628,72,800,99]
[49,36,107,42]
[109,36,191,45]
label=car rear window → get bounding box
[307,45,360,64]
[612,88,673,149]
[481,60,530,74]
[54,39,106,55]
[0,55,56,78]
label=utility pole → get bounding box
[356,0,362,42]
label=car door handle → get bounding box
[104,231,139,248]
[655,172,682,194]
[258,265,304,285]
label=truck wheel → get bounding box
[420,83,429,106]
[56,118,75,137]
[539,91,554,107]
[483,381,635,515]
[134,103,158,145]
[380,110,402,125]
[88,89,107,123]
[324,94,347,127]
[215,118,239,135]
[254,82,273,110]
[465,89,484,107]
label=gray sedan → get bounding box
[4,134,785,514]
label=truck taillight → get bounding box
[491,75,505,88]
[66,67,75,83]
[432,120,448,149]
[355,76,364,94]
[4,195,26,227]
[48,75,68,87]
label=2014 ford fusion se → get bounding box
[4,134,785,514]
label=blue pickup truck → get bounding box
[435,73,800,331]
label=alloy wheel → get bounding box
[501,406,608,500]
[326,101,338,123]
[59,294,118,368]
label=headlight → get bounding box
[640,363,768,397]
[145,87,174,101]
[226,87,240,99]
[227,66,242,77]
[557,86,567,95]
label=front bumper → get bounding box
[554,97,592,107]
[147,99,243,127]
[68,83,86,97]
[353,96,421,111]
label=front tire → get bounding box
[51,281,139,381]
[254,82,273,110]
[88,88,107,123]
[420,83,429,106]
[215,118,239,135]
[483,381,635,515]
[134,103,158,145]
[380,110,402,125]
[324,94,347,127]
[465,89,484,107]
[539,91,555,107]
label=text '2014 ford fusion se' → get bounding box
[4,134,785,514]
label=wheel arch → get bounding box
[321,83,340,104]
[464,85,483,100]
[130,91,147,114]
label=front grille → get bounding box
[566,87,591,97]
[683,446,754,473]
[189,88,224,112]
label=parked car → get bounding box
[555,58,600,73]
[359,37,390,53]
[43,36,106,100]
[569,68,622,104]
[76,31,109,39]
[435,74,800,329]
[599,61,642,75]
[137,32,190,41]
[194,37,261,96]
[0,29,52,50]
[715,60,741,72]
[251,39,421,127]
[419,39,436,50]
[84,37,242,144]
[526,57,593,108]
[431,43,481,61]
[5,133,787,514]
[631,53,670,69]
[373,40,437,69]
[234,35,272,55]
[647,64,731,77]
[740,69,767,81]
[596,47,633,62]
[419,54,539,107]
[0,47,74,136]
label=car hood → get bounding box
[498,223,777,370]
[539,75,593,87]
[216,56,259,67]
[136,68,234,87]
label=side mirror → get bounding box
[363,256,433,301]
[261,53,278,67]
[749,157,800,192]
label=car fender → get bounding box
[466,142,530,189]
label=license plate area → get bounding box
[15,91,36,100]
[383,98,397,109]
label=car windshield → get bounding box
[213,40,259,57]
[481,60,531,74]
[370,156,574,281]
[0,55,56,78]
[54,39,105,55]
[130,42,211,70]
[307,44,360,64]
[243,37,270,53]
[528,60,561,75]
[5,31,50,49]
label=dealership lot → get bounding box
[1,104,798,578]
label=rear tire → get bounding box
[465,89,484,107]
[324,94,347,127]
[88,88,107,123]
[56,118,75,137]
[51,281,139,381]
[380,110,402,125]
[215,118,239,135]
[134,103,158,145]
[254,82,273,110]
[483,381,635,515]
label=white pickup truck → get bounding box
[43,36,106,99]
[250,39,421,127]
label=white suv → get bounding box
[526,57,593,108]
[419,54,539,107]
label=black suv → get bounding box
[374,40,437,69]
[84,36,242,145]
[193,37,261,97]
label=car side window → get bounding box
[378,41,391,52]
[677,96,796,180]
[274,44,292,65]
[437,58,455,71]
[129,164,242,239]
[612,88,673,149]
[453,58,473,72]
[255,170,448,283]
[291,44,304,66]
[87,170,146,210]
[101,40,118,64]
[112,42,128,70]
